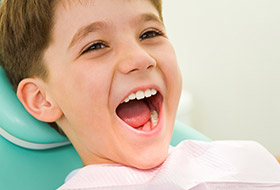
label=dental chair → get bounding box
[0,66,211,190]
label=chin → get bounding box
[129,148,169,170]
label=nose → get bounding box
[116,42,156,74]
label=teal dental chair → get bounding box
[0,66,211,190]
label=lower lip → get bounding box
[117,103,164,137]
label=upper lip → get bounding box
[115,84,162,109]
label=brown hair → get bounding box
[0,0,57,90]
[0,0,162,134]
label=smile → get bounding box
[116,88,163,132]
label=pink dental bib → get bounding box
[58,140,280,190]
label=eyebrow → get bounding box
[68,21,107,50]
[136,13,163,26]
[68,13,163,50]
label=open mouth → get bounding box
[116,89,163,132]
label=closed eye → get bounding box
[139,29,164,41]
[81,41,109,55]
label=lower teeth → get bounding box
[150,110,159,128]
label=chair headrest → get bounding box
[0,67,70,150]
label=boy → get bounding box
[0,0,279,189]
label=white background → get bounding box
[163,0,280,156]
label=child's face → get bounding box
[43,0,182,169]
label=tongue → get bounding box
[116,100,151,128]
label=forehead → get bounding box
[54,0,159,23]
[50,0,161,48]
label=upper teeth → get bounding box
[123,88,157,103]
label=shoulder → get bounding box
[174,140,279,166]
[174,140,276,160]
[172,140,280,181]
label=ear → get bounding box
[17,78,63,123]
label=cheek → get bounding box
[155,43,182,114]
[49,65,112,125]
[156,43,182,93]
